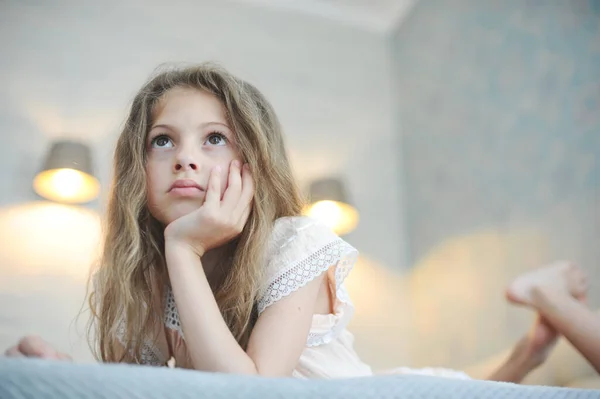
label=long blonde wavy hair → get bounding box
[88,63,305,363]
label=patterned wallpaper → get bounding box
[391,0,600,369]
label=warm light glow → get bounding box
[0,202,102,279]
[344,255,411,368]
[407,229,549,368]
[33,168,100,204]
[305,200,359,235]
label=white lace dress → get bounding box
[125,216,469,380]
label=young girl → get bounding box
[1,63,584,382]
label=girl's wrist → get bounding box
[164,237,206,259]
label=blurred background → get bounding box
[0,0,598,388]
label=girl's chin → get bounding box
[163,205,202,224]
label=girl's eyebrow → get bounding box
[150,121,231,130]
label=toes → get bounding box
[570,264,589,297]
[505,285,528,305]
[575,292,588,304]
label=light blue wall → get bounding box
[393,0,599,268]
[391,0,600,368]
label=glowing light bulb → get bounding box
[51,169,85,198]
[33,168,100,204]
[305,200,359,236]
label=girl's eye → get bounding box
[150,135,173,148]
[206,133,227,146]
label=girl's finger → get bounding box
[4,345,24,357]
[204,166,222,209]
[56,352,73,361]
[222,160,242,210]
[238,164,255,211]
[237,202,252,232]
[18,336,55,358]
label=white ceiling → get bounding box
[232,0,417,33]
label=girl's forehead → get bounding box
[151,87,226,121]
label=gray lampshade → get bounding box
[41,140,95,175]
[306,177,358,235]
[33,140,100,204]
[309,178,350,204]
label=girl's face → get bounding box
[145,87,242,225]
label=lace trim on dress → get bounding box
[115,318,166,366]
[258,236,358,347]
[258,238,356,314]
[164,286,184,338]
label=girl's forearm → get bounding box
[165,240,258,374]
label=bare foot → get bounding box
[505,261,588,307]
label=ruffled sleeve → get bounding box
[257,216,359,346]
